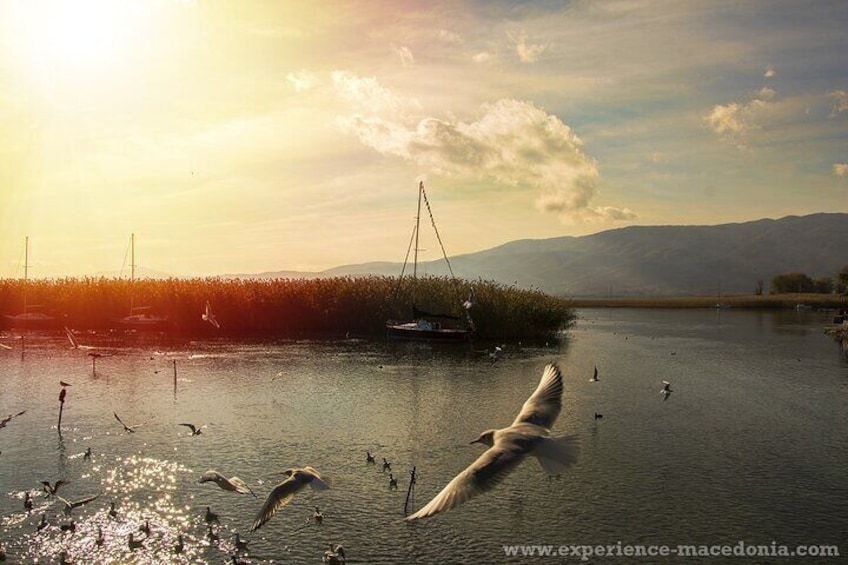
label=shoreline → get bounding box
[566,293,848,310]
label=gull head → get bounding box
[471,430,496,447]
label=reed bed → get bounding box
[0,276,575,341]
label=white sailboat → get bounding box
[385,182,473,342]
[117,233,169,329]
[3,237,57,328]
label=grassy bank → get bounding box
[567,293,848,309]
[0,276,575,341]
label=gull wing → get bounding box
[512,363,563,429]
[405,445,526,521]
[179,423,198,434]
[0,342,12,350]
[250,476,305,531]
[229,476,256,497]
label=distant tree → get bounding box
[837,265,848,295]
[770,272,814,294]
[813,277,834,294]
[754,280,764,296]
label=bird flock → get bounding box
[0,320,678,563]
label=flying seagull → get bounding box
[405,363,579,521]
[202,301,220,328]
[57,492,102,514]
[41,479,68,498]
[114,412,144,433]
[179,423,203,436]
[250,466,329,532]
[660,381,673,401]
[199,470,256,496]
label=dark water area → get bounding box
[1,308,846,563]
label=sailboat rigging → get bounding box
[116,233,169,329]
[3,236,57,328]
[386,182,473,342]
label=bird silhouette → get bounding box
[406,363,579,521]
[250,467,329,532]
[202,301,220,328]
[179,423,203,436]
[199,470,256,496]
[113,412,144,433]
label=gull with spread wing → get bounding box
[199,470,256,496]
[250,466,329,532]
[405,363,579,521]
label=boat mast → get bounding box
[23,236,29,316]
[130,233,135,315]
[413,182,423,305]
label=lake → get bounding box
[1,308,846,563]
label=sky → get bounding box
[1,0,846,278]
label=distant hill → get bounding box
[236,213,848,297]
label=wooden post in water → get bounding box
[20,335,25,360]
[404,466,417,515]
[173,359,177,394]
[57,387,67,434]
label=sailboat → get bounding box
[3,237,57,328]
[385,182,473,342]
[116,233,169,329]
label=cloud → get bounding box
[472,51,492,64]
[287,71,318,92]
[829,90,848,115]
[764,65,776,78]
[704,87,777,140]
[436,29,462,44]
[834,163,848,177]
[331,71,422,116]
[333,73,633,222]
[393,45,415,67]
[509,30,548,63]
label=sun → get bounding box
[7,0,149,74]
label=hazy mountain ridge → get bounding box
[235,213,848,297]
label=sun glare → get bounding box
[10,0,149,73]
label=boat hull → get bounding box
[3,312,60,329]
[386,320,471,342]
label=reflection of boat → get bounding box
[3,237,58,329]
[386,182,472,343]
[116,234,169,330]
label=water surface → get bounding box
[1,308,846,563]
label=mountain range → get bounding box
[237,213,848,297]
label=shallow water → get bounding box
[1,308,846,563]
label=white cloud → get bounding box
[757,87,776,101]
[332,73,633,222]
[834,163,848,177]
[331,71,422,116]
[472,51,491,64]
[436,29,462,44]
[393,45,415,67]
[704,94,775,140]
[509,30,548,64]
[287,71,318,92]
[764,65,776,78]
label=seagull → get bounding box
[108,501,118,518]
[113,412,144,433]
[366,451,376,464]
[205,506,219,523]
[250,466,329,532]
[128,532,144,550]
[589,366,599,382]
[174,533,185,554]
[382,458,391,472]
[323,543,346,564]
[0,410,26,429]
[179,423,203,436]
[405,363,580,521]
[57,491,101,514]
[199,470,256,496]
[206,524,219,542]
[37,513,48,531]
[489,345,504,362]
[24,491,33,511]
[139,519,151,536]
[233,532,249,552]
[593,412,603,420]
[660,380,673,401]
[313,506,323,524]
[202,301,220,328]
[60,519,76,533]
[95,526,105,546]
[0,342,12,350]
[41,479,68,498]
[388,474,398,489]
[83,447,92,461]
